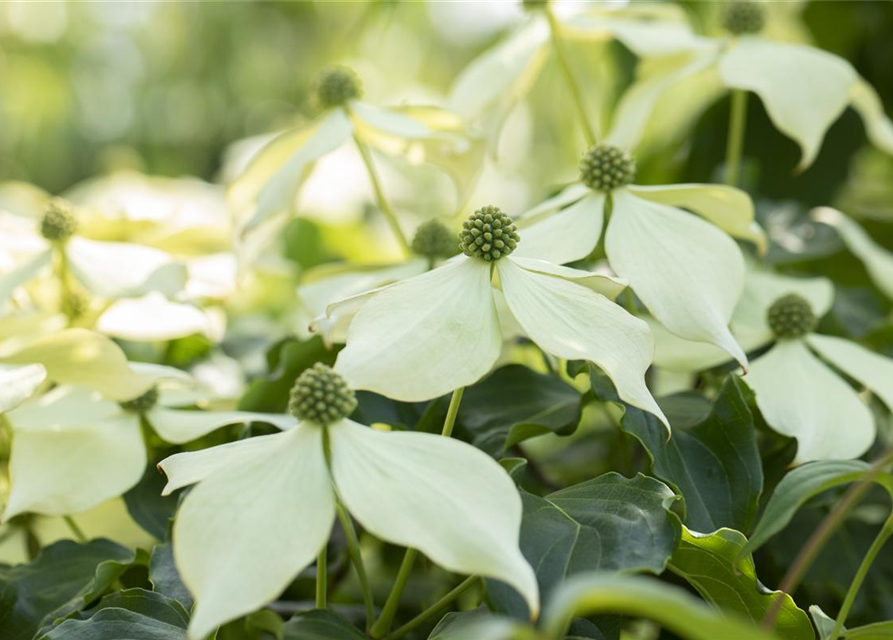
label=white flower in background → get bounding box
[158,364,538,640]
[321,205,668,427]
[230,66,476,265]
[449,2,696,144]
[812,207,893,302]
[515,142,759,367]
[609,1,893,170]
[650,269,891,464]
[2,373,294,521]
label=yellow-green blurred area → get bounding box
[1,1,891,208]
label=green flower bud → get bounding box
[412,220,457,260]
[289,363,357,425]
[720,1,765,35]
[62,291,89,320]
[40,199,78,242]
[767,293,816,339]
[314,66,363,110]
[459,205,520,262]
[119,386,159,413]
[579,144,637,193]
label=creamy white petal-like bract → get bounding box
[328,419,539,615]
[515,192,605,264]
[497,258,668,429]
[170,426,336,640]
[812,207,893,301]
[606,190,746,367]
[718,38,856,171]
[350,101,440,141]
[850,77,893,155]
[0,364,45,414]
[97,293,212,342]
[746,339,874,464]
[149,408,298,444]
[334,257,501,401]
[507,256,625,300]
[807,333,893,412]
[0,249,52,310]
[66,237,187,299]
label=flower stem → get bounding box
[386,576,480,640]
[370,548,418,638]
[441,387,465,438]
[63,515,87,542]
[315,546,327,609]
[723,89,748,186]
[544,5,596,147]
[336,501,375,630]
[353,134,412,256]
[826,515,893,640]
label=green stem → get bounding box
[315,546,327,609]
[827,516,893,640]
[370,548,418,638]
[352,134,412,256]
[63,515,87,543]
[336,502,375,630]
[723,89,748,186]
[544,5,596,146]
[441,387,465,438]
[386,576,480,640]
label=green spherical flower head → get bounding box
[767,293,817,339]
[289,363,358,425]
[40,199,78,242]
[412,220,457,260]
[315,66,362,110]
[579,144,637,192]
[459,205,520,262]
[62,291,89,320]
[720,1,765,35]
[119,386,159,413]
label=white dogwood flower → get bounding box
[158,364,539,640]
[650,269,890,464]
[607,1,893,170]
[323,205,668,428]
[515,142,758,368]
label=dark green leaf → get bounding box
[428,608,518,640]
[282,609,366,640]
[459,365,583,455]
[149,542,193,610]
[592,372,763,532]
[124,466,178,539]
[489,473,681,619]
[36,608,188,640]
[668,527,813,640]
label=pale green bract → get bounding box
[158,417,539,640]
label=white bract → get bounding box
[322,206,668,428]
[650,269,889,464]
[159,415,538,640]
[515,142,758,368]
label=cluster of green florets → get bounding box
[579,144,637,192]
[720,1,765,35]
[289,363,358,425]
[40,199,78,242]
[119,386,159,413]
[412,220,457,260]
[459,206,520,262]
[767,294,816,339]
[314,66,362,110]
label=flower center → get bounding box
[579,144,637,192]
[119,386,159,413]
[314,66,363,110]
[40,199,78,242]
[459,206,520,262]
[767,293,816,339]
[289,363,358,425]
[720,1,765,35]
[412,220,457,261]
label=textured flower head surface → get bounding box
[228,65,478,268]
[649,268,892,464]
[158,366,539,640]
[318,205,669,429]
[513,134,763,370]
[602,1,893,171]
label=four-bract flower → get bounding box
[514,142,759,367]
[608,1,893,169]
[322,205,668,427]
[649,269,892,464]
[230,66,476,264]
[158,364,539,640]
